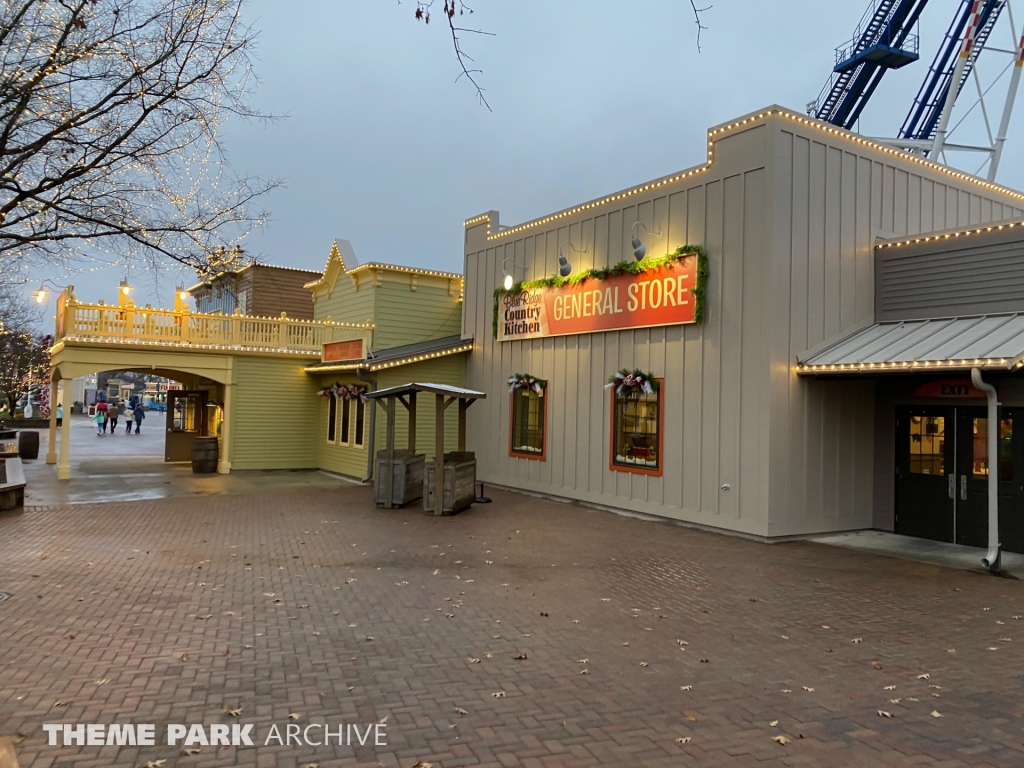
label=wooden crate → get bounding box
[423,452,477,515]
[375,450,425,507]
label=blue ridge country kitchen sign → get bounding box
[498,255,701,342]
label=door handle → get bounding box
[948,474,955,499]
[960,475,967,501]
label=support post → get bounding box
[57,400,72,480]
[217,382,234,474]
[434,393,445,516]
[458,399,468,451]
[988,34,1024,181]
[46,378,59,464]
[408,392,417,452]
[384,396,396,509]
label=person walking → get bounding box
[95,399,109,434]
[108,400,120,434]
[133,403,145,434]
[124,404,134,434]
[56,403,63,427]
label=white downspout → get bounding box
[971,367,1002,573]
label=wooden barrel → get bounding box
[18,430,39,460]
[191,436,219,474]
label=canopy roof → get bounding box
[796,313,1024,374]
[366,383,486,400]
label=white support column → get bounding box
[57,400,72,480]
[46,378,59,464]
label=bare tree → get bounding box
[0,0,280,273]
[0,280,46,415]
[410,1,714,108]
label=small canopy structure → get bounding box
[365,383,486,514]
[796,313,1024,374]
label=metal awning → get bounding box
[796,314,1024,374]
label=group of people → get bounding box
[93,399,146,436]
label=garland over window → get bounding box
[317,383,367,401]
[508,373,547,393]
[492,245,708,338]
[605,369,659,397]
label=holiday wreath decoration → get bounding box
[317,383,367,401]
[492,244,708,339]
[605,369,659,397]
[508,373,547,393]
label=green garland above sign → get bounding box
[492,245,708,340]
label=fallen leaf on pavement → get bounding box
[514,653,528,660]
[455,707,468,715]
[930,710,943,718]
[878,710,893,718]
[491,691,506,698]
[769,720,778,727]
[676,736,691,744]
[181,748,201,756]
[884,685,896,691]
[851,638,863,644]
[288,713,300,720]
[223,705,242,717]
[145,762,167,768]
[802,686,814,692]
[680,685,692,691]
[772,735,790,745]
[640,662,649,667]
[917,674,930,680]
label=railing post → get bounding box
[232,308,241,345]
[279,312,287,348]
[180,306,190,343]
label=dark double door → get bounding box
[896,405,1024,553]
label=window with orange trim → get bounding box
[610,383,663,475]
[510,387,546,460]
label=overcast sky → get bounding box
[27,0,1024,313]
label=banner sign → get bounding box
[498,256,698,342]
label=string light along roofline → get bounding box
[464,106,1024,241]
[302,343,474,374]
[794,358,1014,374]
[877,218,1024,249]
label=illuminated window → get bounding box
[611,387,662,474]
[327,397,337,443]
[971,417,1013,481]
[909,415,944,475]
[510,388,545,459]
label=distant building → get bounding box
[188,262,321,319]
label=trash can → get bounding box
[191,436,219,474]
[18,430,39,460]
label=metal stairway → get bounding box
[899,0,1006,143]
[813,0,930,129]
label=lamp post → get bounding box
[31,279,69,306]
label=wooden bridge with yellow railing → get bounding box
[53,288,373,354]
[45,286,375,480]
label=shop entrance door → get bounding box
[896,405,1023,552]
[165,390,207,462]
[896,406,955,543]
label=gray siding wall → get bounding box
[463,107,1024,538]
[875,224,1024,321]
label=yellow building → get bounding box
[45,240,470,481]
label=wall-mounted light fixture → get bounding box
[500,258,526,291]
[32,279,68,305]
[558,241,587,278]
[630,222,662,261]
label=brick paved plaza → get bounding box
[1,486,1023,768]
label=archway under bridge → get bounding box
[47,344,237,479]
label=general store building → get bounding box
[460,105,1024,551]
